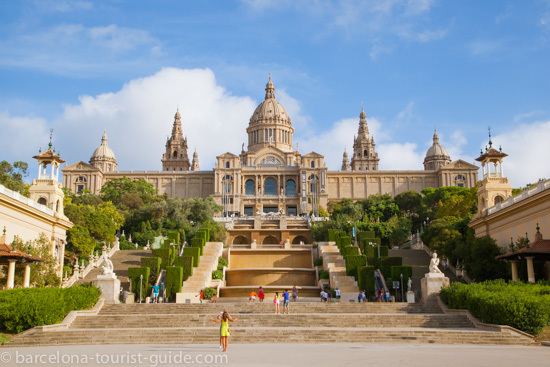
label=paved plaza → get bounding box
[1,343,549,367]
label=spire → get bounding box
[265,74,275,100]
[101,130,108,146]
[341,148,350,171]
[191,149,200,171]
[171,108,184,139]
[432,128,439,145]
[357,107,369,138]
[488,126,493,148]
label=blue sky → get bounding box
[1,0,549,188]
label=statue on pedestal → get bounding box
[429,252,443,274]
[100,255,114,275]
[407,277,413,292]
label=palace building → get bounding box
[62,77,478,215]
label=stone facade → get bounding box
[62,77,479,215]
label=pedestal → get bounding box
[420,273,450,303]
[406,291,415,303]
[93,273,121,304]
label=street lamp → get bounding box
[400,273,404,302]
[139,274,143,304]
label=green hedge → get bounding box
[380,257,402,278]
[319,270,330,280]
[191,238,205,255]
[166,230,181,245]
[174,256,194,280]
[361,238,381,258]
[345,255,367,278]
[196,229,210,243]
[140,257,161,285]
[313,257,323,267]
[212,269,223,279]
[328,229,342,242]
[0,284,101,333]
[357,266,376,296]
[152,248,175,270]
[390,266,413,289]
[128,267,150,302]
[440,280,550,335]
[165,266,183,301]
[217,256,228,270]
[338,236,352,250]
[341,246,360,258]
[182,247,200,267]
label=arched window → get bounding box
[364,149,368,157]
[173,151,178,158]
[225,161,230,168]
[222,175,233,193]
[38,197,47,205]
[494,196,504,205]
[264,178,277,196]
[285,180,296,196]
[311,161,315,168]
[454,174,466,181]
[245,180,255,195]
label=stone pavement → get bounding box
[1,343,549,367]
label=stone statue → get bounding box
[100,255,114,275]
[407,277,412,292]
[429,252,443,274]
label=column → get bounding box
[510,260,519,282]
[23,264,31,288]
[525,257,536,283]
[7,259,17,289]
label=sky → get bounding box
[1,0,549,188]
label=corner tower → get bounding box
[350,107,379,171]
[474,133,512,216]
[245,75,294,153]
[162,108,190,171]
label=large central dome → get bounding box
[246,76,295,153]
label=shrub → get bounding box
[212,270,223,280]
[357,231,375,246]
[440,280,550,335]
[165,266,183,301]
[191,238,205,255]
[328,229,342,242]
[128,267,150,302]
[140,257,161,285]
[166,230,180,245]
[357,266,376,296]
[217,256,228,271]
[203,287,216,300]
[338,236,352,250]
[380,257,403,279]
[319,270,330,280]
[152,248,175,270]
[361,238,381,259]
[0,284,100,333]
[341,246,360,258]
[174,256,194,281]
[182,247,200,267]
[345,255,367,278]
[314,257,323,267]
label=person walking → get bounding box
[292,285,298,302]
[211,311,238,352]
[283,289,290,314]
[258,286,265,302]
[273,292,280,314]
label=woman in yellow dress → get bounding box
[211,311,239,352]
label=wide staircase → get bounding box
[318,242,359,292]
[76,250,152,291]
[179,242,223,295]
[5,301,534,346]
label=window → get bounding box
[245,180,255,195]
[285,180,296,196]
[225,161,230,168]
[76,176,87,183]
[311,161,315,168]
[77,185,84,193]
[494,196,504,205]
[454,174,466,181]
[244,207,254,216]
[264,178,277,195]
[364,149,368,157]
[173,151,178,158]
[38,197,47,205]
[287,206,297,216]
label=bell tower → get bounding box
[162,108,191,171]
[350,107,379,171]
[474,129,512,216]
[28,130,67,217]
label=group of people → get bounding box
[320,287,340,302]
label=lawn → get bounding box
[0,332,11,343]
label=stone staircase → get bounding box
[318,242,359,292]
[179,242,223,296]
[76,250,152,291]
[4,302,534,347]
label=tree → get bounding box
[66,225,95,258]
[0,160,29,196]
[10,234,60,287]
[394,191,422,214]
[100,177,158,207]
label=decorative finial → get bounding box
[536,223,540,233]
[525,232,530,248]
[510,237,515,251]
[499,145,502,152]
[49,128,53,149]
[2,226,6,236]
[487,126,492,148]
[269,72,271,81]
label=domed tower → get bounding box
[246,75,294,153]
[350,107,379,171]
[191,149,200,171]
[162,108,190,171]
[341,149,350,171]
[90,131,117,172]
[424,129,451,170]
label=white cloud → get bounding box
[378,142,424,170]
[489,121,550,187]
[467,39,505,57]
[51,68,257,171]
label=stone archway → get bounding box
[233,236,249,245]
[263,235,279,245]
[292,235,308,244]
